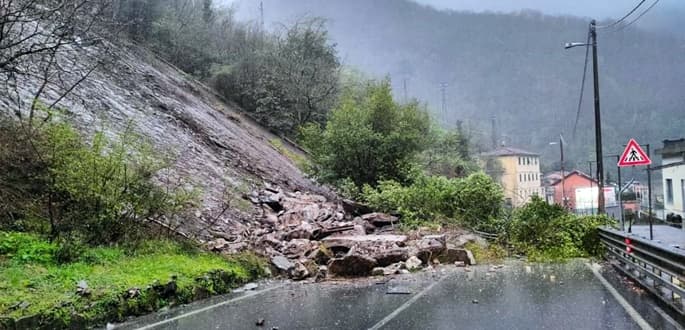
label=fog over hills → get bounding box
[231,0,684,175]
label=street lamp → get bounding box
[565,19,605,214]
[564,42,590,49]
[549,135,566,208]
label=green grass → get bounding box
[269,138,310,171]
[0,232,265,326]
[465,241,507,264]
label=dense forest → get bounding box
[249,0,685,178]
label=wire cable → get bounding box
[596,0,647,29]
[573,29,591,139]
[616,0,660,31]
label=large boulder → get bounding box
[416,235,446,264]
[342,199,372,215]
[438,245,474,265]
[320,235,408,250]
[405,256,423,271]
[328,253,378,277]
[374,248,409,267]
[290,262,310,280]
[271,255,295,273]
[361,213,399,228]
[282,239,318,259]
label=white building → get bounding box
[656,139,685,224]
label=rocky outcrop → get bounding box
[208,186,481,280]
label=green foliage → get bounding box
[0,232,56,264]
[362,172,503,229]
[465,241,507,264]
[420,126,479,178]
[301,78,430,188]
[506,196,614,261]
[0,231,266,326]
[0,117,197,244]
[269,138,310,171]
[216,19,340,135]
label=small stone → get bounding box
[432,259,440,265]
[454,261,466,267]
[271,327,279,330]
[372,267,385,276]
[400,269,410,274]
[464,267,472,272]
[472,299,479,304]
[405,256,422,271]
[256,318,265,326]
[244,283,259,291]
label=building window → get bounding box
[666,179,674,204]
[527,157,530,165]
[518,157,521,165]
[519,174,522,182]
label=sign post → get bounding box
[617,139,652,239]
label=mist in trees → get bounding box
[113,0,340,135]
[252,0,685,174]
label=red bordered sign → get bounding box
[618,139,651,167]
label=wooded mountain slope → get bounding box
[256,0,685,170]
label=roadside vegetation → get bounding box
[299,78,613,262]
[0,113,266,328]
[0,232,265,328]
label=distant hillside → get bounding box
[251,0,685,174]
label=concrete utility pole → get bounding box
[259,1,265,32]
[439,82,448,125]
[590,20,606,214]
[403,78,408,104]
[491,116,498,149]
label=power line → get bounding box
[596,0,648,29]
[573,29,591,138]
[616,0,660,31]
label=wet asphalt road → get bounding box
[115,260,682,330]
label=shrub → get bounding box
[362,172,504,230]
[0,116,198,244]
[506,196,614,260]
[0,231,57,264]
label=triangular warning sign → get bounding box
[618,139,651,167]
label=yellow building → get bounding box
[482,147,543,207]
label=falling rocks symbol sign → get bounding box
[618,138,651,167]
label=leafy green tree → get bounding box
[216,18,340,135]
[301,79,430,187]
[421,127,479,178]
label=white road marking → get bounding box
[653,306,684,330]
[127,283,286,330]
[368,276,446,330]
[586,262,654,330]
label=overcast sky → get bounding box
[414,0,677,19]
[227,0,684,36]
[228,0,680,19]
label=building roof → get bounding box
[656,138,685,158]
[548,170,597,187]
[481,147,539,157]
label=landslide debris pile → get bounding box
[206,186,479,280]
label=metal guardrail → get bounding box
[598,227,685,315]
